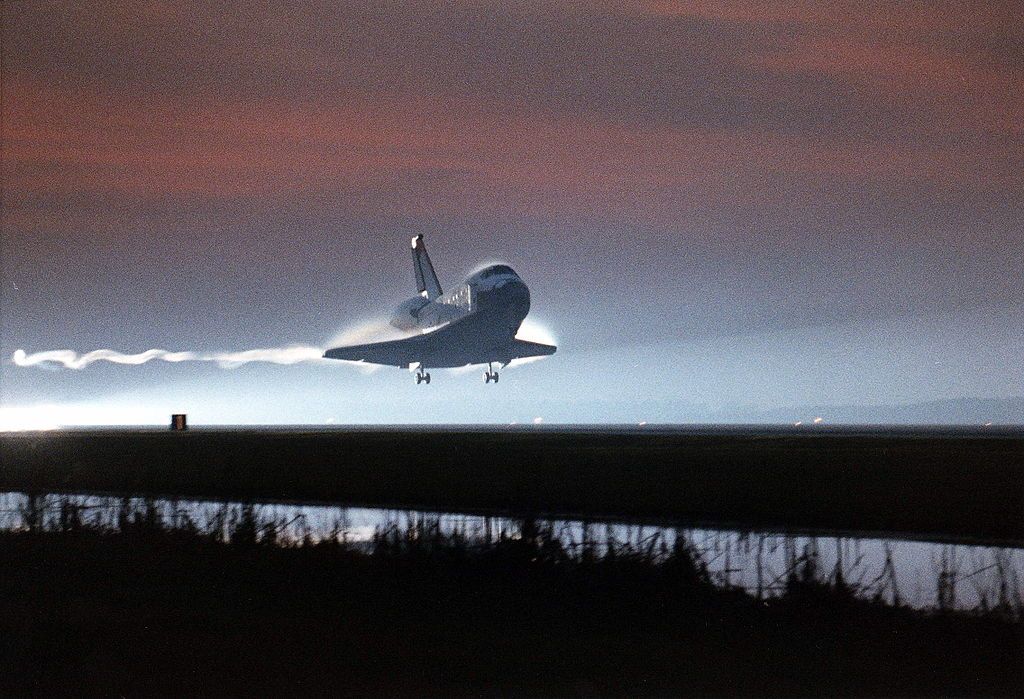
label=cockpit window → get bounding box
[482,265,514,278]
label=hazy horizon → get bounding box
[3,2,1022,427]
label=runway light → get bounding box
[0,405,60,431]
[813,417,824,424]
[533,417,544,425]
[0,402,165,430]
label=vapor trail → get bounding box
[11,346,329,370]
[11,317,556,372]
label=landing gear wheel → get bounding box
[424,373,431,384]
[493,372,499,383]
[416,370,431,385]
[483,371,490,383]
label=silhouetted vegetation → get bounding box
[0,496,1020,696]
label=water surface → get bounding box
[2,492,1020,612]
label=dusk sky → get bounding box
[2,1,1022,426]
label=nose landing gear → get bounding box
[483,362,500,384]
[415,369,431,384]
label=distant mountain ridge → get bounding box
[715,396,1024,425]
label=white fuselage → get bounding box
[390,266,530,343]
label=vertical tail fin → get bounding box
[412,234,443,299]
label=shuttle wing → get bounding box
[324,312,488,368]
[508,339,557,359]
[323,333,429,367]
[324,313,557,368]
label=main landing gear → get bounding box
[415,369,431,385]
[483,362,500,384]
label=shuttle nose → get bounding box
[497,275,526,294]
[492,276,530,332]
[503,276,530,307]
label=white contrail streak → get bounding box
[11,317,558,373]
[11,346,329,370]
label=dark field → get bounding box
[0,504,1021,697]
[2,428,1023,696]
[2,426,1022,542]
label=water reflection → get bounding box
[1,492,1021,613]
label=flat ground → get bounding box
[0,523,1020,697]
[2,426,1022,542]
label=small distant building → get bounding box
[170,414,187,431]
